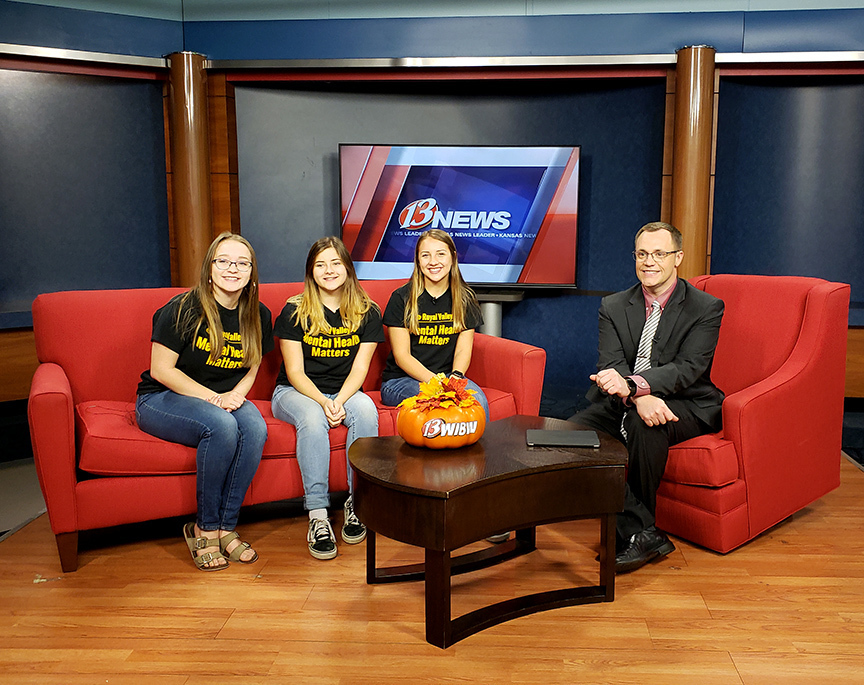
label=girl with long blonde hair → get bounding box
[380,228,489,418]
[271,237,384,560]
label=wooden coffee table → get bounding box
[348,414,627,648]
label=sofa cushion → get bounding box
[76,385,518,477]
[76,400,312,476]
[665,433,739,487]
[77,401,197,476]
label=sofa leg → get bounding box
[55,532,79,572]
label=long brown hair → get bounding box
[289,236,377,336]
[403,229,478,334]
[176,232,264,367]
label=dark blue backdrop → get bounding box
[713,76,864,323]
[0,69,171,327]
[234,78,666,408]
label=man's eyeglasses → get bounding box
[632,250,680,262]
[212,258,252,272]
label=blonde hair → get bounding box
[403,229,478,335]
[176,232,264,367]
[290,236,377,336]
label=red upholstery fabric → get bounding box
[28,281,546,571]
[656,275,849,553]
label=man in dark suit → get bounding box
[570,221,724,573]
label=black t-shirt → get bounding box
[381,283,483,382]
[273,301,385,395]
[137,293,274,396]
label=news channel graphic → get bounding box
[340,145,579,285]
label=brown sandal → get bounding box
[183,522,229,571]
[219,530,258,564]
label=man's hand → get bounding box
[590,368,631,399]
[633,395,679,426]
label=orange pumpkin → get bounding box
[397,401,486,449]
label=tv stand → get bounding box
[476,291,524,338]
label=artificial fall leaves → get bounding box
[398,373,479,412]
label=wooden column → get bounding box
[671,45,715,280]
[167,52,212,287]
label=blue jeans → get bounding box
[271,385,379,511]
[380,375,490,420]
[135,391,267,532]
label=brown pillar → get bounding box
[671,45,715,279]
[167,52,212,287]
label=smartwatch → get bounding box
[450,370,465,379]
[625,378,638,397]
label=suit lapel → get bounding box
[625,287,645,366]
[653,280,686,363]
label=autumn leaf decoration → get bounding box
[398,373,480,412]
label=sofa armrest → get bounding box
[28,363,78,536]
[469,334,547,415]
[720,282,848,532]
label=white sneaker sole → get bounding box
[341,526,367,545]
[308,544,337,560]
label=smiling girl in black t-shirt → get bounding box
[136,232,273,571]
[271,237,384,560]
[380,229,489,419]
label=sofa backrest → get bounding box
[32,287,187,404]
[32,280,405,404]
[689,274,836,396]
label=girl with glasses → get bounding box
[136,232,273,571]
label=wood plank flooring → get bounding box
[2,457,863,684]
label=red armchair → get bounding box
[656,274,850,553]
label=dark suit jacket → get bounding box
[586,279,725,429]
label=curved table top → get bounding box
[349,414,628,499]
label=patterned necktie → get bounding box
[634,300,662,374]
[622,300,662,440]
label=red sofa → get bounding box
[28,280,546,572]
[657,275,850,553]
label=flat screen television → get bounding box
[339,144,580,287]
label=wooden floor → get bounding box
[2,458,864,684]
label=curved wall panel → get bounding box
[233,78,665,397]
[0,69,171,326]
[713,76,864,320]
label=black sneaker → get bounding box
[307,517,337,560]
[341,496,367,544]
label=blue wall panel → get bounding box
[0,69,171,326]
[713,76,864,319]
[186,13,745,61]
[744,9,864,53]
[5,3,864,61]
[0,0,182,58]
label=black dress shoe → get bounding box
[615,527,675,573]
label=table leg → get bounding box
[599,513,616,601]
[515,526,537,550]
[425,548,452,649]
[366,528,377,584]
